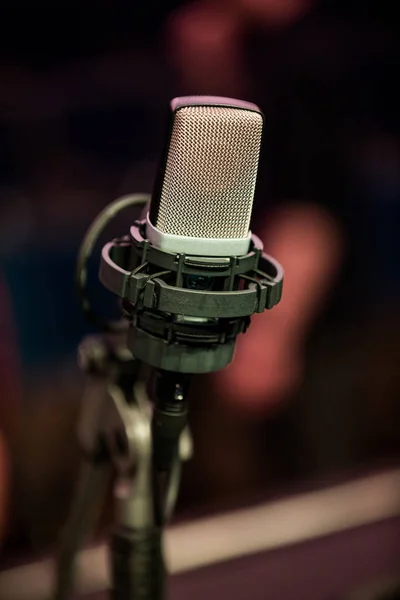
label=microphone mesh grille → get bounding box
[156,105,263,239]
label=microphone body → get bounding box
[147,96,263,257]
[99,96,283,373]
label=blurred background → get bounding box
[0,0,399,564]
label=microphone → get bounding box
[99,96,283,375]
[67,98,284,598]
[146,96,264,257]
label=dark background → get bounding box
[0,0,399,561]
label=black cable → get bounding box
[75,193,150,332]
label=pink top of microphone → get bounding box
[171,96,262,114]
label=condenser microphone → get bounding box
[64,96,283,600]
[146,96,264,257]
[99,95,283,374]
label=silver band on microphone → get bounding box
[145,212,252,257]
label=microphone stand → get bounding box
[51,333,192,600]
[51,192,283,600]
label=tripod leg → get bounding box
[52,459,111,600]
